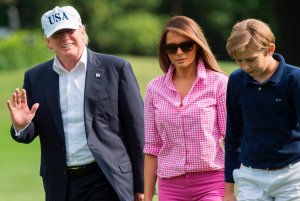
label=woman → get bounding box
[143,16,228,201]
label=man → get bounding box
[7,5,144,201]
[224,19,300,201]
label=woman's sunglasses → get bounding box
[163,41,195,54]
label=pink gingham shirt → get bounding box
[144,59,228,178]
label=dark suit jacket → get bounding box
[11,49,144,201]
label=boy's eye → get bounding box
[246,58,256,62]
[235,57,256,63]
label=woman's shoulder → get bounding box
[147,74,166,87]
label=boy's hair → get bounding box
[226,19,275,58]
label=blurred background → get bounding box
[0,0,299,200]
[0,0,299,72]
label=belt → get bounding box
[265,166,285,171]
[242,163,286,171]
[68,162,99,177]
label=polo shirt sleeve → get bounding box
[292,72,300,130]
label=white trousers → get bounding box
[233,161,300,201]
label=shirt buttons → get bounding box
[258,87,262,90]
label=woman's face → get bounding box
[165,30,198,70]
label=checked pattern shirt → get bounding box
[144,59,228,178]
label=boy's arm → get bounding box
[224,183,237,201]
[225,74,243,182]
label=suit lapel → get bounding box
[84,50,104,133]
[44,68,65,140]
[41,50,103,140]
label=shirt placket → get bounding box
[176,96,188,174]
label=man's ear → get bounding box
[81,26,86,34]
[45,38,52,50]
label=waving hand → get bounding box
[7,88,39,131]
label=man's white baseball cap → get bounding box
[41,6,82,38]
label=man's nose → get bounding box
[61,31,71,37]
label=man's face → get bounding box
[46,26,86,64]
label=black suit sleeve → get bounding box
[118,61,145,193]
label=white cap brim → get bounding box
[45,21,81,38]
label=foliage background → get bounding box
[0,0,299,200]
[0,0,299,72]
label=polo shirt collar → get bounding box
[244,53,286,86]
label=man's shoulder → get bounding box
[26,59,54,75]
[89,50,128,66]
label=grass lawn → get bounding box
[0,55,237,201]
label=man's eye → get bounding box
[52,33,60,38]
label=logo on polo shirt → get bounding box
[48,12,69,25]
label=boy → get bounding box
[224,19,300,201]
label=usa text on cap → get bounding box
[41,6,82,38]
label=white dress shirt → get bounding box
[15,47,95,166]
[52,46,95,166]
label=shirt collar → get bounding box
[244,53,286,86]
[53,46,88,75]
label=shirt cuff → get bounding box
[13,124,30,137]
[143,144,161,156]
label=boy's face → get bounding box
[234,48,273,79]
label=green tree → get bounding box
[1,0,299,63]
[159,0,276,60]
[274,0,300,65]
[70,0,164,55]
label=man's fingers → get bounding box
[7,100,13,112]
[21,89,28,105]
[31,103,40,114]
[15,88,21,105]
[11,88,28,106]
[11,92,17,107]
